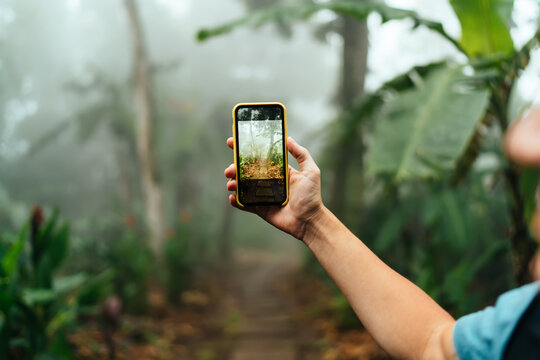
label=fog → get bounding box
[238,120,283,159]
[0,0,538,240]
[1,0,540,358]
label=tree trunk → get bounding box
[115,143,133,209]
[266,122,275,161]
[249,117,256,158]
[329,17,368,218]
[123,0,165,257]
[505,167,537,285]
[491,80,537,285]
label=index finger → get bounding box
[227,137,234,149]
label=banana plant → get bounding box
[0,207,113,359]
[197,0,540,285]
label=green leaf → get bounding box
[48,224,69,271]
[440,190,468,249]
[2,224,28,278]
[46,310,77,338]
[0,291,15,312]
[36,353,63,360]
[23,288,56,305]
[450,0,514,57]
[367,66,490,180]
[0,315,9,356]
[373,211,407,253]
[77,269,114,308]
[49,333,73,359]
[520,169,540,223]
[36,254,53,288]
[39,209,59,249]
[197,1,460,51]
[53,273,87,296]
[333,62,446,144]
[197,2,389,41]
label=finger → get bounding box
[224,164,236,179]
[227,137,234,149]
[226,179,237,191]
[228,194,257,214]
[229,194,240,208]
[505,107,540,167]
[287,137,318,173]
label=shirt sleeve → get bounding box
[452,282,540,360]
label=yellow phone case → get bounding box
[232,102,289,208]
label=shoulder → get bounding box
[452,282,540,360]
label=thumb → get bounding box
[287,137,318,173]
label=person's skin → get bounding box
[223,107,540,359]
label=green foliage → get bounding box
[105,232,153,313]
[367,66,490,181]
[64,215,155,313]
[197,0,459,51]
[239,155,256,168]
[450,0,514,57]
[358,177,514,316]
[0,209,111,359]
[268,149,283,167]
[163,217,211,304]
[163,228,192,304]
[520,169,540,222]
[322,62,447,168]
[330,293,361,329]
[200,0,540,323]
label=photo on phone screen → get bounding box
[235,104,287,205]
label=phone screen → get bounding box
[234,104,287,205]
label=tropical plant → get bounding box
[198,0,540,319]
[0,207,112,359]
[163,212,216,304]
[105,231,154,313]
[66,214,154,314]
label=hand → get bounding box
[224,136,324,240]
[505,106,540,167]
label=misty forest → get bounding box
[1,0,540,359]
[238,119,284,180]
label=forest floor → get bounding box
[71,248,387,360]
[241,158,283,179]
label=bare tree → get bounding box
[330,17,369,218]
[123,0,165,256]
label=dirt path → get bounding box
[241,159,283,179]
[230,250,300,360]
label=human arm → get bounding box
[224,137,457,359]
[303,204,456,359]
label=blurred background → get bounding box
[1,0,539,359]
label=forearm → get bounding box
[304,206,456,359]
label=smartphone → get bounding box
[232,102,289,207]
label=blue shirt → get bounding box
[453,281,540,360]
